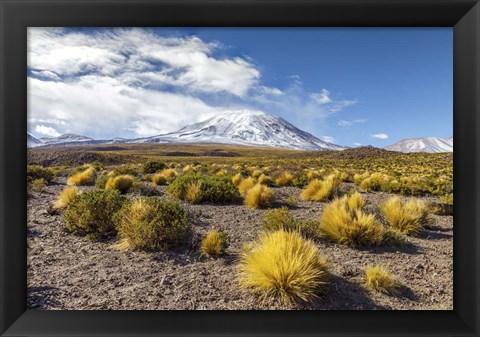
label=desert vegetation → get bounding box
[27,144,453,310]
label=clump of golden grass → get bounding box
[275,171,294,186]
[113,197,190,251]
[67,167,96,186]
[380,196,431,236]
[244,184,275,209]
[200,230,229,257]
[105,174,134,194]
[300,175,340,202]
[257,174,273,186]
[364,265,401,295]
[319,192,385,247]
[160,168,177,179]
[231,173,243,186]
[238,177,256,196]
[252,169,263,178]
[151,173,168,186]
[185,181,203,204]
[53,186,78,209]
[238,230,329,304]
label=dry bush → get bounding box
[244,184,275,209]
[185,181,203,204]
[53,186,78,209]
[275,171,294,186]
[365,265,401,295]
[105,174,134,194]
[238,177,256,197]
[319,193,384,247]
[142,160,166,174]
[300,175,339,202]
[238,230,329,304]
[380,196,431,236]
[113,197,191,251]
[67,167,96,186]
[200,230,229,257]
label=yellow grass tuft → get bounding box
[200,230,229,257]
[244,184,275,209]
[53,186,78,209]
[238,230,329,304]
[257,174,273,186]
[67,167,96,186]
[105,175,134,194]
[160,168,178,179]
[151,173,167,186]
[365,265,401,295]
[300,175,339,202]
[185,181,203,204]
[238,177,256,196]
[319,194,384,247]
[232,173,243,186]
[380,196,431,236]
[275,171,294,186]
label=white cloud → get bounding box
[371,133,389,139]
[353,142,363,146]
[329,99,359,113]
[310,89,332,105]
[34,125,61,137]
[310,88,358,113]
[321,136,335,143]
[28,76,223,139]
[31,70,61,81]
[338,119,367,127]
[27,28,259,97]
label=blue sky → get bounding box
[27,28,452,147]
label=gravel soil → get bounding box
[27,178,453,310]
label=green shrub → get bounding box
[64,189,126,238]
[262,207,299,231]
[166,173,240,203]
[27,165,55,183]
[143,160,167,174]
[31,178,46,192]
[113,197,191,251]
[112,165,140,177]
[95,174,109,189]
[284,196,299,208]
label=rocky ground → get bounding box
[27,177,453,310]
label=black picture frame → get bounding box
[1,0,479,336]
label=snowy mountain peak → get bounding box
[385,136,453,153]
[27,111,345,150]
[140,109,344,150]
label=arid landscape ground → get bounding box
[27,144,453,310]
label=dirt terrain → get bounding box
[27,177,453,310]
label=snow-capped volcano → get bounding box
[135,110,344,150]
[27,111,344,150]
[385,137,453,153]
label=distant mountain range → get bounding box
[27,110,453,153]
[385,136,453,153]
[27,110,345,151]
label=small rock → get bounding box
[160,276,171,286]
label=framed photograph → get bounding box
[1,0,479,336]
